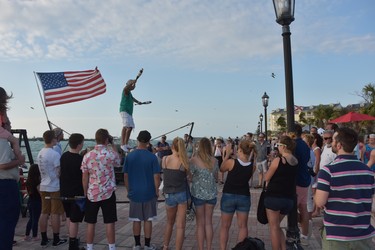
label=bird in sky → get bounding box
[271,73,276,78]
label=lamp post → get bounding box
[272,1,298,248]
[262,92,269,141]
[272,0,295,133]
[259,113,263,133]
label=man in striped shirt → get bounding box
[315,127,375,249]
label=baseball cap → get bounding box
[369,134,375,139]
[137,130,151,143]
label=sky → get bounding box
[1,0,374,140]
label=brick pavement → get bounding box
[13,182,326,250]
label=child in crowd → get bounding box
[24,164,42,241]
[60,133,85,250]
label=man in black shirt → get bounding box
[60,133,85,250]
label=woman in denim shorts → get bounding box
[162,137,189,250]
[264,135,298,250]
[219,140,255,250]
[190,138,219,250]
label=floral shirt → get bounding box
[190,161,219,200]
[81,144,121,202]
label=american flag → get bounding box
[36,68,106,107]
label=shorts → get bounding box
[220,193,250,214]
[296,186,308,205]
[321,227,373,250]
[62,200,85,223]
[192,196,217,207]
[264,196,293,215]
[120,111,135,128]
[129,197,157,221]
[165,191,188,207]
[256,160,268,173]
[40,191,65,214]
[84,192,117,224]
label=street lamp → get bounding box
[272,0,295,133]
[272,1,298,248]
[259,113,263,133]
[262,92,269,141]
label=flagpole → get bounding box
[33,71,52,130]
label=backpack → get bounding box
[232,237,265,250]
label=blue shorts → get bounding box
[264,196,293,215]
[165,191,188,207]
[220,193,251,214]
[192,196,217,207]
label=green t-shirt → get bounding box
[119,91,134,115]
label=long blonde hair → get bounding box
[172,137,189,171]
[197,137,214,170]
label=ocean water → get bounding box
[22,140,98,165]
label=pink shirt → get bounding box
[81,144,121,202]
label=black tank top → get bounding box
[163,165,187,194]
[266,156,297,199]
[222,159,253,196]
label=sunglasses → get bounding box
[324,137,332,140]
[276,143,286,147]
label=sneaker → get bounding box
[52,239,67,246]
[133,246,141,250]
[24,235,32,241]
[121,145,128,152]
[41,239,51,247]
[307,220,313,239]
[300,235,309,246]
[144,245,157,250]
[32,237,40,241]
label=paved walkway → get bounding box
[13,181,326,250]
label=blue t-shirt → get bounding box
[123,149,161,202]
[294,137,311,187]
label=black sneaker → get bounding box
[53,239,67,246]
[41,239,50,247]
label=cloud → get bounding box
[0,0,374,67]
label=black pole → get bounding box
[282,24,300,248]
[264,107,268,141]
[282,25,295,133]
[260,121,263,134]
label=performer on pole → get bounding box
[119,69,151,152]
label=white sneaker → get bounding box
[300,234,309,246]
[133,246,141,250]
[121,145,128,152]
[144,245,156,250]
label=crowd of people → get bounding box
[1,82,375,250]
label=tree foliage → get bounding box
[276,116,286,131]
[313,105,335,128]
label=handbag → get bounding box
[257,181,268,224]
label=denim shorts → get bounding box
[165,191,188,207]
[264,196,293,215]
[220,193,251,214]
[192,196,217,207]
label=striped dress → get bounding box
[317,154,375,241]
